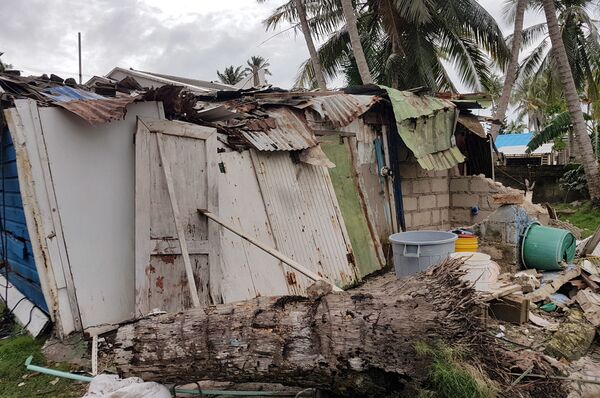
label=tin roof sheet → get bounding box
[240,108,318,151]
[42,87,138,124]
[302,94,380,127]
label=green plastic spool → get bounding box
[521,222,576,271]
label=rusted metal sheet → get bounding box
[42,86,138,124]
[303,94,379,128]
[240,108,318,151]
[250,151,360,294]
[458,114,486,138]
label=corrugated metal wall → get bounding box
[0,127,47,311]
[251,151,360,293]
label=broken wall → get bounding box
[450,175,525,226]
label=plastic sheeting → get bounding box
[83,375,171,398]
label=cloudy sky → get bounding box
[1,0,546,90]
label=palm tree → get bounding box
[217,65,246,85]
[295,0,328,90]
[505,120,528,134]
[512,77,548,133]
[340,0,372,84]
[262,0,509,91]
[491,0,527,139]
[541,0,600,200]
[244,56,272,87]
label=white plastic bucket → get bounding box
[450,252,499,292]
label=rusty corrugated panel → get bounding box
[42,87,137,124]
[240,107,318,151]
[251,151,360,293]
[304,94,379,128]
[458,114,486,138]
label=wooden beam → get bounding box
[198,209,343,292]
[156,132,201,308]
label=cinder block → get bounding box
[440,208,450,223]
[401,179,413,195]
[413,179,432,194]
[403,197,418,211]
[450,208,472,224]
[419,195,437,210]
[437,194,450,208]
[404,213,413,229]
[450,178,469,192]
[413,211,432,227]
[479,195,493,210]
[470,177,493,193]
[431,209,441,225]
[431,178,449,193]
[451,193,477,208]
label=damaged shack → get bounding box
[0,71,512,339]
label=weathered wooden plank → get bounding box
[155,131,201,308]
[135,120,152,315]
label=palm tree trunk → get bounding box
[253,67,260,87]
[340,0,373,85]
[293,0,328,91]
[491,0,526,139]
[542,0,600,201]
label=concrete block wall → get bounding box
[450,175,524,226]
[399,161,451,230]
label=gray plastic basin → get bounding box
[389,231,458,278]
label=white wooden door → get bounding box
[135,119,220,316]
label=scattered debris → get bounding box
[545,310,596,361]
[526,266,581,303]
[528,311,559,331]
[575,289,600,326]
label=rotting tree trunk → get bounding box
[341,0,373,85]
[115,261,489,396]
[294,0,328,91]
[542,0,600,201]
[491,0,526,139]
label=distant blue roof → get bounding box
[42,86,105,102]
[495,132,533,149]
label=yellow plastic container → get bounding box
[455,236,478,252]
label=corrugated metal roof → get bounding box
[240,108,318,151]
[501,144,554,156]
[495,132,534,148]
[458,114,486,138]
[382,86,464,171]
[42,87,138,124]
[302,94,379,127]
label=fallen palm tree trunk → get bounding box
[113,259,558,396]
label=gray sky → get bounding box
[0,0,546,90]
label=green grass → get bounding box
[553,201,600,238]
[0,304,85,397]
[415,342,496,398]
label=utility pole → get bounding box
[78,32,82,85]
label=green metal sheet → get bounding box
[320,137,382,277]
[382,86,465,171]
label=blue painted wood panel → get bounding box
[0,127,48,312]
